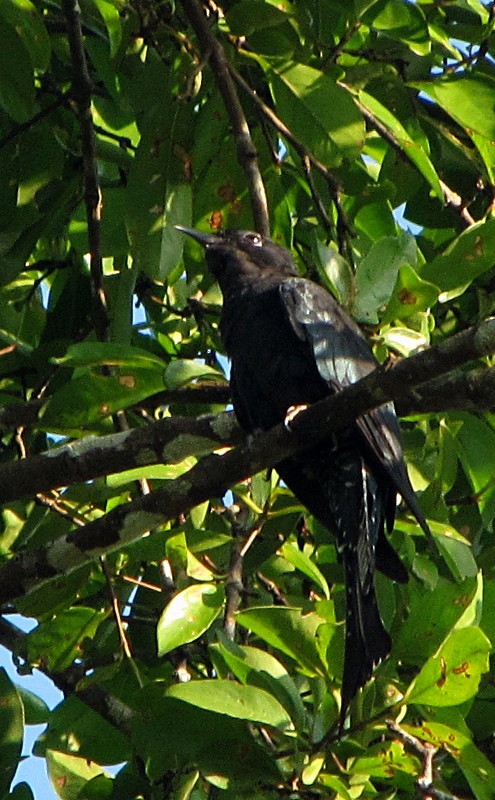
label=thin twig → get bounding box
[353,96,477,228]
[223,506,249,640]
[180,0,270,236]
[61,0,109,341]
[387,720,467,800]
[100,556,144,687]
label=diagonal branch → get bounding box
[180,0,269,235]
[0,317,494,605]
[1,367,494,506]
[229,65,354,263]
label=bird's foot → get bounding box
[284,404,309,431]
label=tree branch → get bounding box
[229,65,354,263]
[0,317,494,605]
[0,412,241,504]
[180,0,269,236]
[61,0,109,341]
[352,94,476,227]
[1,367,494,506]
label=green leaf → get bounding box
[381,263,438,324]
[314,239,354,308]
[411,75,495,141]
[40,369,166,434]
[450,413,495,523]
[266,61,365,164]
[406,627,491,707]
[36,695,131,764]
[236,606,327,675]
[370,0,430,56]
[53,342,166,371]
[0,668,24,796]
[395,575,479,665]
[352,233,418,323]
[126,101,193,281]
[211,637,307,730]
[25,607,107,672]
[46,750,111,800]
[17,687,49,725]
[227,1,290,35]
[280,539,330,599]
[421,218,495,293]
[357,90,443,200]
[402,721,495,800]
[0,16,34,122]
[157,583,224,656]
[0,0,51,71]
[89,0,122,56]
[163,359,225,389]
[350,739,420,780]
[131,689,281,785]
[166,679,292,730]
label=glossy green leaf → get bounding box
[267,61,365,164]
[352,233,418,323]
[349,739,420,780]
[40,369,166,434]
[357,90,443,200]
[227,1,290,35]
[210,637,307,729]
[381,263,438,323]
[126,101,193,281]
[0,17,34,122]
[25,608,107,673]
[36,695,131,764]
[370,0,430,55]
[406,627,491,707]
[402,721,495,800]
[280,540,330,599]
[163,359,225,389]
[421,218,495,293]
[131,689,281,785]
[166,679,292,730]
[236,606,327,675]
[412,76,495,142]
[157,583,224,656]
[46,750,111,800]
[395,576,479,664]
[89,0,122,56]
[0,668,24,795]
[0,0,50,71]
[54,342,166,370]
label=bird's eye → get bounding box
[245,233,263,247]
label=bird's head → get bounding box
[175,226,298,286]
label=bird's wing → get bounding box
[279,278,429,535]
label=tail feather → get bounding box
[340,553,391,731]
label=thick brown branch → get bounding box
[180,0,269,236]
[1,317,494,604]
[0,412,241,504]
[1,367,494,506]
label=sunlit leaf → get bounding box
[406,627,491,707]
[157,583,224,656]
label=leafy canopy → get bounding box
[0,1,495,799]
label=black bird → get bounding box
[177,226,429,726]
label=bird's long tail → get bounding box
[340,551,391,731]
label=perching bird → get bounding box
[177,226,429,727]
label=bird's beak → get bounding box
[174,225,219,248]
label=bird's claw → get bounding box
[284,404,309,431]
